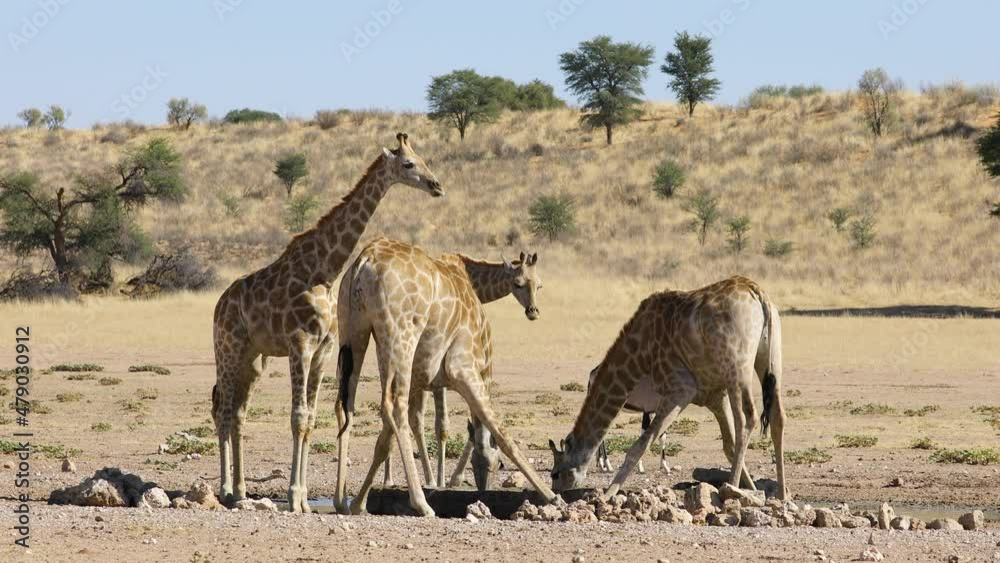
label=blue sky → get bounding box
[1,0,996,127]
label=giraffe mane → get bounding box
[278,153,388,255]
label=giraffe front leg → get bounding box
[448,438,473,487]
[434,386,448,488]
[453,375,555,502]
[287,349,314,514]
[213,379,234,503]
[606,391,691,499]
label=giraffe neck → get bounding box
[287,155,392,282]
[460,258,513,304]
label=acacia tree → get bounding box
[427,69,503,141]
[977,112,1000,219]
[17,108,43,128]
[44,105,68,130]
[559,35,654,145]
[0,138,185,284]
[166,98,207,130]
[661,31,721,117]
[858,68,901,138]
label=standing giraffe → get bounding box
[378,248,542,490]
[211,133,442,513]
[549,276,787,500]
[334,238,554,516]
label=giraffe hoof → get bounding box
[412,502,435,517]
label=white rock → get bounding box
[501,472,527,489]
[137,487,170,509]
[233,498,278,512]
[465,513,479,524]
[859,547,884,562]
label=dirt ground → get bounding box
[1,292,999,561]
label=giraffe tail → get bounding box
[337,344,354,437]
[751,285,783,436]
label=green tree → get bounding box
[273,152,309,196]
[427,69,504,141]
[528,194,576,241]
[223,108,283,124]
[166,98,207,130]
[17,108,44,128]
[858,68,900,138]
[44,105,68,130]
[976,112,1000,177]
[0,138,185,283]
[284,194,319,233]
[682,190,720,246]
[652,159,685,198]
[726,216,751,254]
[559,35,655,145]
[512,80,566,111]
[661,32,721,117]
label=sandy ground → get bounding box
[1,291,999,561]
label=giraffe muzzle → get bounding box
[427,179,444,197]
[526,306,539,320]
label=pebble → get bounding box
[465,514,479,524]
[2,461,13,469]
[403,543,414,550]
[858,547,883,562]
[367,540,377,548]
[572,556,585,563]
[61,459,76,473]
[142,538,158,545]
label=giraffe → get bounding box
[211,133,442,513]
[549,276,788,500]
[591,369,756,489]
[334,238,554,516]
[378,249,541,490]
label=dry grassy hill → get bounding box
[1,90,998,308]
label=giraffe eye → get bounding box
[402,161,415,169]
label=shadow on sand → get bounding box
[784,304,1000,319]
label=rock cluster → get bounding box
[47,467,276,512]
[49,468,169,508]
[510,485,990,531]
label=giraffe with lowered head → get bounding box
[549,276,788,500]
[211,133,442,512]
[334,238,554,516]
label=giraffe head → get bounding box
[548,436,588,492]
[381,132,443,197]
[467,419,501,490]
[502,251,541,320]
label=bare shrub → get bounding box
[122,249,217,297]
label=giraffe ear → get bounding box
[548,439,560,454]
[381,146,396,159]
[528,252,538,266]
[501,254,514,270]
[518,251,527,264]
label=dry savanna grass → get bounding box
[1,90,998,308]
